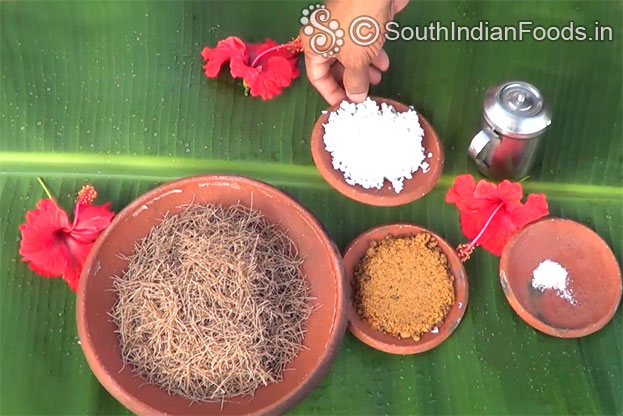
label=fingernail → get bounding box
[348,92,367,103]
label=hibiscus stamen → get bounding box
[250,36,302,68]
[69,185,97,231]
[77,185,97,205]
[457,202,504,262]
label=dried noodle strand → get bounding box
[110,204,313,402]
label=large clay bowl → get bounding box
[343,223,468,354]
[76,175,347,416]
[500,218,622,338]
[311,97,444,206]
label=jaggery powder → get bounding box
[354,233,455,340]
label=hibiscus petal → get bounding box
[19,196,115,291]
[245,56,295,100]
[458,200,500,240]
[202,36,301,100]
[446,174,550,257]
[19,199,71,278]
[248,38,302,70]
[26,253,66,278]
[290,57,301,79]
[496,180,524,210]
[201,36,249,78]
[508,193,549,229]
[62,266,81,291]
[63,202,114,290]
[247,38,279,64]
[473,180,500,201]
[63,237,94,291]
[71,202,115,241]
[230,56,257,80]
[446,176,492,220]
[445,174,476,208]
[473,206,519,255]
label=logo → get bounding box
[300,4,381,57]
[349,16,381,46]
[300,4,345,57]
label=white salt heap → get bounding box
[322,98,429,193]
[531,259,578,305]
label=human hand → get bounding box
[301,0,409,105]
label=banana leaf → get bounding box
[1,1,621,414]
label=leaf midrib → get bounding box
[0,152,621,200]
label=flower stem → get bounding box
[36,177,54,200]
[457,202,504,262]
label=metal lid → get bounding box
[483,81,552,139]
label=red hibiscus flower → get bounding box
[446,174,549,260]
[201,36,302,100]
[19,185,114,291]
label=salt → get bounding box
[322,98,428,193]
[531,259,578,305]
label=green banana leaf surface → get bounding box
[1,1,622,414]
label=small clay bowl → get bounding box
[77,176,348,416]
[343,223,468,354]
[500,218,622,338]
[311,97,444,207]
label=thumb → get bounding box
[343,66,369,103]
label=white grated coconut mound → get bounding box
[322,98,429,193]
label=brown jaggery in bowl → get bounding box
[311,97,444,207]
[76,175,348,416]
[343,223,468,355]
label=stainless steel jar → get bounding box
[468,81,552,180]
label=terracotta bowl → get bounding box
[343,223,468,354]
[311,97,444,207]
[500,218,622,338]
[76,176,348,416]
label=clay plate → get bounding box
[76,175,348,416]
[500,218,622,338]
[343,223,468,354]
[311,97,444,207]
